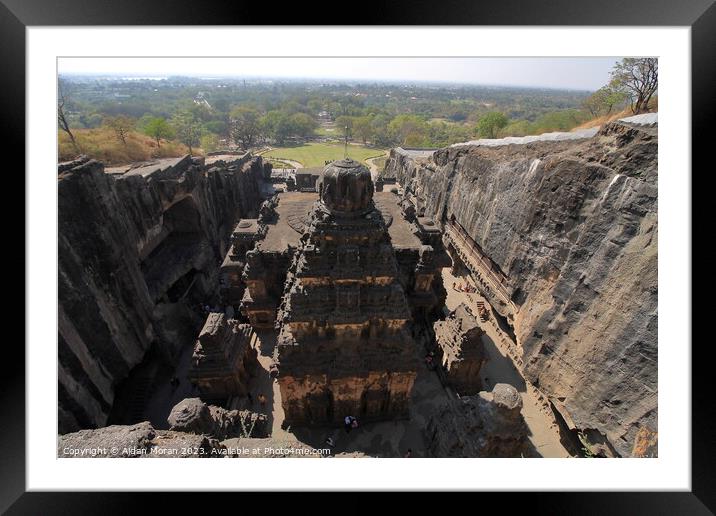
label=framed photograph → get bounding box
[5,0,712,511]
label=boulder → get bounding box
[167,398,269,439]
[426,383,528,457]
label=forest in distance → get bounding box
[58,58,657,165]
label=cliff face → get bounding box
[384,116,658,457]
[58,154,268,434]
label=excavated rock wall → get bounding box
[58,154,268,434]
[384,118,658,457]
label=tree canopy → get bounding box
[140,117,174,147]
[610,58,658,114]
[230,106,262,150]
[477,112,508,139]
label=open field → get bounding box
[315,126,339,137]
[263,142,386,168]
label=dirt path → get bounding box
[442,268,572,458]
[256,147,304,169]
[365,153,388,182]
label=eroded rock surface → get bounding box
[385,118,658,457]
[432,303,487,395]
[168,397,269,439]
[425,383,528,457]
[58,154,269,434]
[57,421,224,458]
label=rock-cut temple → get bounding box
[236,158,448,426]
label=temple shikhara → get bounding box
[237,158,446,425]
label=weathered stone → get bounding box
[318,158,373,214]
[167,397,214,433]
[274,160,421,426]
[57,421,224,458]
[168,397,268,439]
[432,303,487,395]
[425,383,528,457]
[384,118,658,457]
[189,315,258,400]
[58,154,268,434]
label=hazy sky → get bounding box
[58,57,621,91]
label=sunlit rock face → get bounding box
[384,117,658,457]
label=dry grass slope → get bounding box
[58,128,198,166]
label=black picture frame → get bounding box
[3,0,712,512]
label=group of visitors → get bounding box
[452,282,476,294]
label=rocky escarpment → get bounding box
[384,115,658,457]
[57,421,225,458]
[58,154,269,434]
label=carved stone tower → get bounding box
[276,159,418,426]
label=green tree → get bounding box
[610,58,658,114]
[104,115,135,146]
[388,114,429,146]
[230,106,262,150]
[204,120,228,136]
[289,112,318,139]
[335,115,354,139]
[200,133,220,153]
[260,110,292,145]
[352,116,375,145]
[582,86,628,118]
[171,110,202,154]
[477,112,508,138]
[141,117,174,148]
[371,114,393,147]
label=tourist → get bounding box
[258,393,267,407]
[344,415,356,433]
[269,363,279,379]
